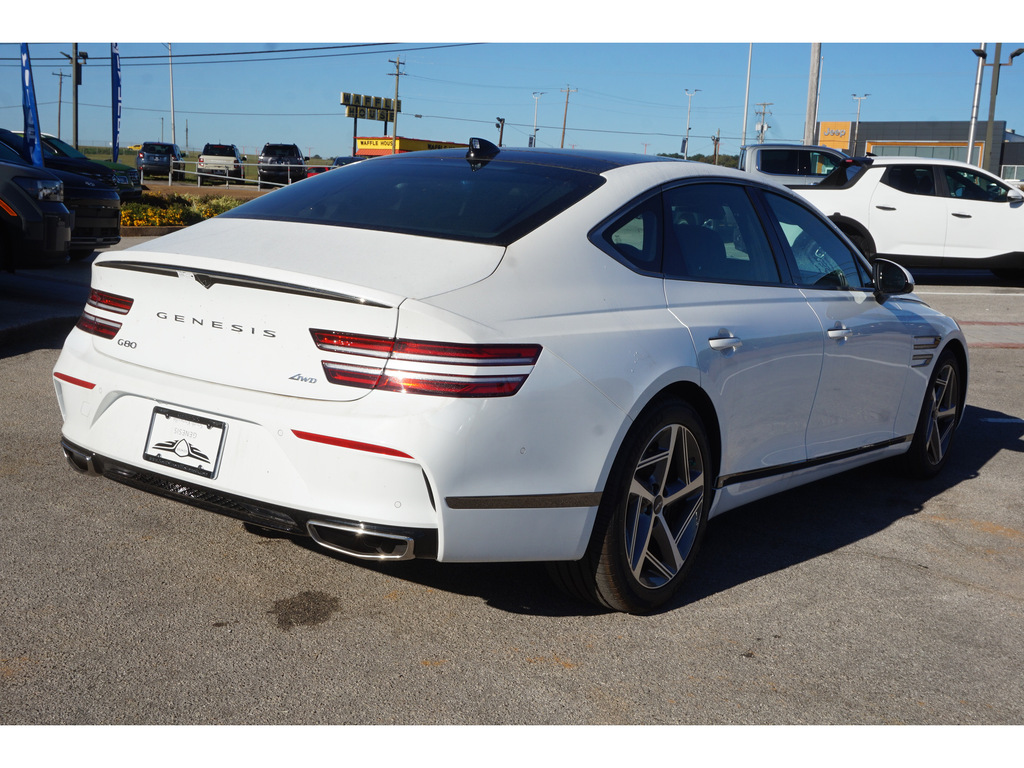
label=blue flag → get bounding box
[111,43,122,163]
[20,43,44,167]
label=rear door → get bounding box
[867,164,947,258]
[659,181,825,475]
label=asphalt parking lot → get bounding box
[1,242,1022,733]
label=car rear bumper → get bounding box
[61,437,439,560]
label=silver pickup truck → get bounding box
[197,143,246,185]
[739,144,848,187]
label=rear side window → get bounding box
[663,183,781,284]
[600,196,662,273]
[882,165,936,196]
[225,155,605,246]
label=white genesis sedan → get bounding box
[54,140,968,613]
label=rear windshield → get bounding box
[223,155,605,245]
[143,144,173,153]
[203,145,234,155]
[262,145,298,157]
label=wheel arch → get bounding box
[829,214,876,258]
[620,379,723,494]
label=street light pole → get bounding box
[974,43,1024,172]
[531,91,545,148]
[684,88,700,159]
[852,94,869,154]
[967,44,987,166]
[167,44,176,149]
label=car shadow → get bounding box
[910,268,1023,288]
[279,402,1021,617]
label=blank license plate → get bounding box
[143,407,226,479]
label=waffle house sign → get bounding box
[356,137,468,156]
[341,92,401,123]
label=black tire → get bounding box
[846,230,876,261]
[902,350,963,478]
[550,398,712,613]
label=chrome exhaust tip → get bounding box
[307,519,415,561]
[62,444,101,476]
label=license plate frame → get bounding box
[143,406,227,479]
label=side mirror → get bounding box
[1008,187,1023,203]
[873,258,914,301]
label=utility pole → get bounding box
[51,70,70,140]
[804,43,822,145]
[852,94,869,154]
[755,102,772,143]
[495,117,505,146]
[389,57,405,154]
[560,86,576,148]
[712,130,720,165]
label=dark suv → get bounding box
[258,143,306,185]
[137,142,186,181]
[0,141,119,263]
[0,158,72,270]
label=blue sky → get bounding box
[4,7,1024,159]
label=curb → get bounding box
[121,226,187,237]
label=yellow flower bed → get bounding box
[121,193,242,228]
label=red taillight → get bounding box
[77,289,133,339]
[76,311,122,339]
[312,330,394,358]
[87,289,134,315]
[376,371,534,398]
[311,329,542,398]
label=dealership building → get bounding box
[815,119,1024,179]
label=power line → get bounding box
[0,43,482,67]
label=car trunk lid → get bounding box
[87,218,505,402]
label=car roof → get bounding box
[387,144,684,175]
[863,156,981,170]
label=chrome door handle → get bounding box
[827,324,852,342]
[708,334,743,351]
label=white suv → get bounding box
[796,156,1024,279]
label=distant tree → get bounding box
[658,152,739,169]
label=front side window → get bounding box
[763,192,870,290]
[663,183,781,284]
[943,167,1010,202]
